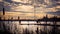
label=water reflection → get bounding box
[0,21,60,34]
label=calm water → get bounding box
[0,21,60,34]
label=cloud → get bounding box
[4,0,12,3]
[4,6,11,11]
[45,0,60,8]
[52,0,60,2]
[0,2,3,11]
[3,0,60,12]
[46,11,60,16]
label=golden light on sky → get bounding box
[0,0,2,1]
[11,5,34,12]
[0,0,60,19]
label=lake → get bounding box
[0,21,60,34]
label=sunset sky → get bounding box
[0,0,60,19]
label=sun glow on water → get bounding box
[21,21,36,24]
